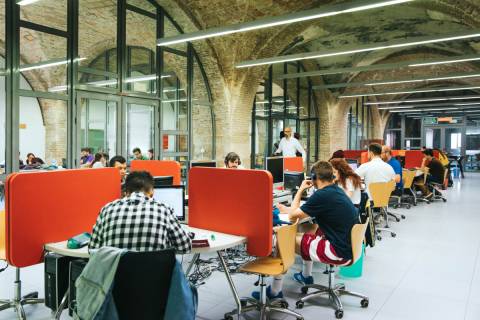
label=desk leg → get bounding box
[54,288,69,320]
[185,253,200,276]
[217,251,242,320]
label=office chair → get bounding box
[224,222,304,320]
[427,170,448,203]
[413,168,431,204]
[391,169,416,209]
[296,219,370,319]
[369,181,397,240]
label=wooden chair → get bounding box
[224,222,303,320]
[413,167,432,204]
[296,219,370,319]
[369,181,397,239]
[428,169,448,203]
[392,169,416,209]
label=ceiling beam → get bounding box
[364,94,480,105]
[236,29,480,68]
[338,85,480,98]
[275,54,480,80]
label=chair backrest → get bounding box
[276,222,298,273]
[402,169,415,189]
[351,218,369,264]
[369,180,395,207]
[113,250,176,320]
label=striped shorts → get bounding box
[300,229,351,266]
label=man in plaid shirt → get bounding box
[89,171,191,253]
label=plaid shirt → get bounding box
[89,192,191,253]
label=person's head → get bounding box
[368,143,382,160]
[132,148,142,159]
[294,132,300,140]
[381,145,392,162]
[329,150,345,161]
[92,153,105,166]
[81,148,91,157]
[124,171,154,197]
[102,152,109,163]
[329,158,362,190]
[109,155,127,180]
[310,161,335,189]
[26,153,35,163]
[148,148,154,160]
[283,127,292,138]
[224,152,241,169]
[421,146,426,151]
[279,131,285,139]
[422,148,434,161]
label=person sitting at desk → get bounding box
[91,153,106,168]
[330,158,361,207]
[255,161,358,299]
[89,171,191,253]
[355,143,396,199]
[25,153,44,166]
[274,127,306,162]
[329,149,345,161]
[80,148,94,167]
[414,148,445,197]
[224,152,244,169]
[132,147,148,160]
[109,155,127,182]
[381,145,403,196]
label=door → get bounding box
[423,126,465,156]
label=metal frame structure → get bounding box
[347,97,372,149]
[1,0,215,175]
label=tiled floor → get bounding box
[1,173,479,320]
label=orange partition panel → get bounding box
[0,210,5,260]
[5,169,120,268]
[433,150,439,159]
[360,152,369,164]
[130,160,181,185]
[405,150,424,169]
[344,150,363,160]
[189,168,273,257]
[284,157,304,172]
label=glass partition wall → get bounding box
[347,97,373,150]
[251,62,319,170]
[0,0,214,175]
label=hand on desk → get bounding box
[276,203,289,214]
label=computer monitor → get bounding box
[153,176,173,187]
[190,160,217,168]
[284,171,304,191]
[153,186,185,221]
[265,156,284,186]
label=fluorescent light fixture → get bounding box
[20,57,86,72]
[339,85,480,98]
[365,73,480,86]
[409,56,480,67]
[16,0,41,5]
[365,95,480,105]
[390,107,460,112]
[455,102,480,106]
[378,106,416,110]
[158,0,412,46]
[237,30,480,68]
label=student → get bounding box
[132,147,148,160]
[273,131,285,154]
[148,148,154,160]
[415,149,445,197]
[224,152,243,169]
[330,158,362,206]
[274,127,306,162]
[89,171,191,253]
[91,153,106,168]
[253,161,358,299]
[26,153,39,165]
[329,149,345,161]
[355,143,396,199]
[381,145,403,196]
[80,148,94,167]
[109,155,127,182]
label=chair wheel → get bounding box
[413,202,417,206]
[406,204,411,209]
[335,309,344,319]
[377,236,382,241]
[301,286,308,294]
[361,298,369,308]
[391,233,396,238]
[393,204,398,209]
[395,217,400,222]
[224,314,234,320]
[280,301,289,308]
[442,199,447,202]
[401,215,406,219]
[296,301,304,309]
[240,299,247,307]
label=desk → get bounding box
[44,226,247,320]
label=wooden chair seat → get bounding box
[240,257,285,276]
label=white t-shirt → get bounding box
[92,162,105,168]
[338,178,361,205]
[355,157,395,199]
[275,137,306,160]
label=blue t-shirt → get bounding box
[300,184,359,260]
[387,157,403,189]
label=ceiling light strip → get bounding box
[157,0,412,46]
[364,94,480,105]
[339,85,480,98]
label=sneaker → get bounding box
[251,286,284,300]
[293,272,314,286]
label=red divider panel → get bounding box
[360,152,369,164]
[284,157,304,172]
[130,160,181,185]
[344,150,363,160]
[189,168,273,257]
[405,150,424,169]
[433,150,439,159]
[5,169,120,268]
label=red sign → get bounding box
[162,135,169,150]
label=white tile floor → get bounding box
[1,173,479,320]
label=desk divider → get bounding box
[284,157,304,172]
[130,160,181,185]
[344,150,363,160]
[5,169,120,268]
[188,168,273,257]
[0,210,5,260]
[405,150,424,169]
[360,152,369,164]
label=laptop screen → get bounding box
[153,186,185,221]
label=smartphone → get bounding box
[67,232,92,249]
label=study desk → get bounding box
[44,226,247,320]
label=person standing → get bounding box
[274,127,306,162]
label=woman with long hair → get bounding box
[329,158,362,206]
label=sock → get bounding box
[270,275,284,295]
[303,260,313,277]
